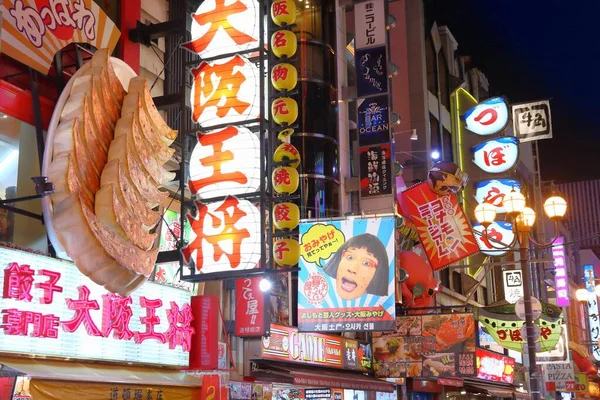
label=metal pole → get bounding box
[435,50,444,161]
[519,233,541,400]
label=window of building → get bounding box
[452,271,462,293]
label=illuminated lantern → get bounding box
[189,126,261,199]
[190,55,261,128]
[461,97,509,136]
[472,221,515,257]
[471,137,519,174]
[270,30,297,58]
[273,142,300,168]
[273,238,300,266]
[183,0,260,59]
[181,196,262,274]
[271,97,298,126]
[273,202,300,230]
[271,63,298,92]
[271,0,297,27]
[272,167,299,194]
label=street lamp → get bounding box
[474,192,567,400]
[577,288,590,302]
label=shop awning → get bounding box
[0,356,202,387]
[463,379,523,399]
[252,362,395,392]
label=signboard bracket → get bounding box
[129,19,186,47]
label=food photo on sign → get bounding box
[372,313,476,378]
[297,217,396,332]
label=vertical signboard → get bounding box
[552,237,569,307]
[297,217,396,332]
[502,270,524,304]
[354,0,386,50]
[235,277,267,337]
[583,264,600,360]
[182,0,266,281]
[190,296,220,370]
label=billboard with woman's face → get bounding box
[298,217,396,332]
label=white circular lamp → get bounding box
[516,207,536,230]
[503,190,526,216]
[544,195,567,220]
[576,288,589,302]
[474,202,497,228]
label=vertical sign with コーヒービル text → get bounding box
[354,0,385,50]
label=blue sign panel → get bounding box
[355,46,388,97]
[357,95,390,146]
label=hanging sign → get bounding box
[0,246,192,367]
[473,179,522,214]
[359,144,393,198]
[183,0,260,59]
[0,0,121,74]
[502,270,524,304]
[584,264,600,360]
[472,221,514,257]
[476,348,515,384]
[512,100,552,143]
[297,217,396,332]
[515,296,542,321]
[357,95,390,146]
[461,97,510,136]
[399,182,479,270]
[355,46,388,98]
[235,277,266,337]
[471,136,520,174]
[552,237,570,307]
[543,362,575,392]
[190,55,261,128]
[354,0,386,49]
[189,126,261,200]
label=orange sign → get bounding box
[0,0,120,74]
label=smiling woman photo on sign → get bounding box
[323,233,389,301]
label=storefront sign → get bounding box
[305,388,332,399]
[543,361,575,392]
[355,46,388,98]
[400,182,479,270]
[359,144,393,198]
[373,313,477,378]
[476,348,515,383]
[0,246,192,367]
[294,373,393,392]
[565,373,587,392]
[552,237,569,307]
[502,270,524,304]
[473,179,522,214]
[189,296,219,370]
[536,324,569,364]
[357,96,390,146]
[473,221,514,257]
[471,137,520,174]
[461,97,509,136]
[583,264,600,360]
[181,195,262,275]
[342,339,372,371]
[477,302,563,353]
[512,100,552,143]
[235,277,266,337]
[183,0,260,59]
[200,374,222,400]
[0,0,121,74]
[354,0,385,49]
[297,217,396,332]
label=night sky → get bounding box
[425,0,600,183]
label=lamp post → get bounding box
[475,190,567,400]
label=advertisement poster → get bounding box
[400,182,479,270]
[359,144,393,198]
[355,46,388,98]
[502,270,523,304]
[372,313,476,378]
[357,96,390,146]
[476,348,515,384]
[159,209,192,252]
[298,217,396,332]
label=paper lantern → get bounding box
[271,30,297,58]
[190,55,260,128]
[271,63,298,91]
[271,0,297,27]
[181,196,262,274]
[189,126,261,199]
[183,0,260,59]
[273,238,300,267]
[272,167,299,194]
[273,202,300,230]
[271,97,298,126]
[273,142,300,168]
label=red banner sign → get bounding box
[190,296,219,370]
[235,277,266,337]
[400,182,479,270]
[476,348,515,384]
[201,374,222,400]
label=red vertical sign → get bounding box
[235,278,266,336]
[189,296,219,370]
[200,374,222,400]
